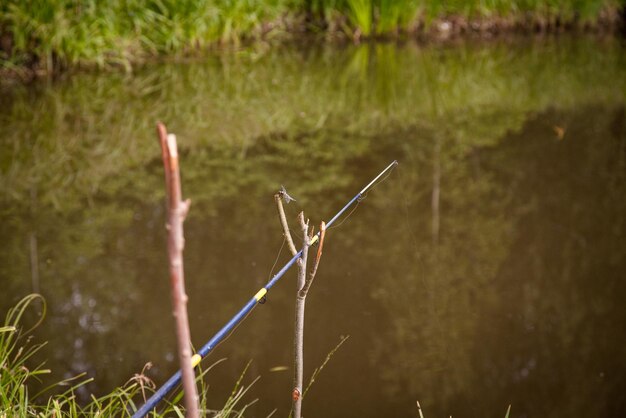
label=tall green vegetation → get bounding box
[0,295,257,416]
[319,0,622,36]
[0,0,623,74]
[0,0,294,72]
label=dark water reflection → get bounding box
[1,37,625,417]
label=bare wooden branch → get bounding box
[289,214,328,418]
[275,193,298,256]
[300,221,326,297]
[292,211,309,418]
[156,123,199,418]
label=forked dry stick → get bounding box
[275,198,327,418]
[293,217,327,418]
[156,122,199,418]
[291,212,310,418]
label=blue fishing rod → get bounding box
[133,160,398,417]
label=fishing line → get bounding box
[325,199,361,230]
[397,152,449,362]
[213,237,288,351]
[397,161,421,264]
[360,162,397,196]
[212,237,287,353]
[328,162,397,231]
[267,237,286,280]
[213,242,287,350]
[291,228,306,243]
[158,307,259,413]
[397,158,434,295]
[204,300,258,354]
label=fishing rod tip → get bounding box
[392,160,398,166]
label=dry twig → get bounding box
[274,193,298,256]
[156,122,199,418]
[273,189,327,418]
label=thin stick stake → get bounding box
[275,193,298,256]
[292,212,310,418]
[156,122,199,418]
[292,219,326,418]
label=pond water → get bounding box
[1,36,625,417]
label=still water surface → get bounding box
[1,37,625,417]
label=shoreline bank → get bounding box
[1,3,624,84]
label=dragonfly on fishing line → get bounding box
[279,185,297,204]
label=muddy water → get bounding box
[1,36,625,417]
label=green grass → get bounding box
[0,0,295,72]
[312,0,623,36]
[0,294,257,417]
[0,0,623,74]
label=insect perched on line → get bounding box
[279,185,297,204]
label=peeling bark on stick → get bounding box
[156,122,199,418]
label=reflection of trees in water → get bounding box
[0,38,624,411]
[471,106,626,418]
[368,106,626,418]
[1,37,623,213]
[364,128,513,414]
